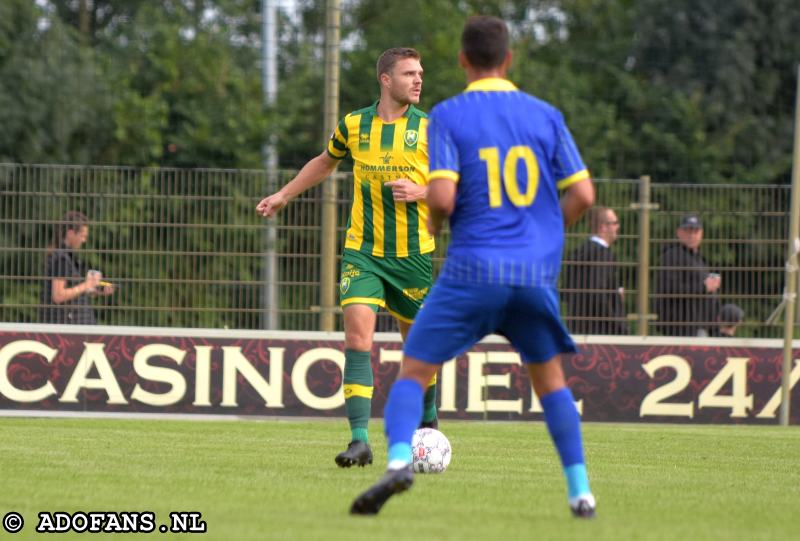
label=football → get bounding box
[411,428,452,473]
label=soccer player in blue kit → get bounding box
[350,15,597,518]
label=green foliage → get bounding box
[2,1,799,330]
[1,0,268,168]
[343,0,469,109]
[2,0,797,179]
[276,0,799,185]
[0,1,113,164]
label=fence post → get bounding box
[319,0,341,332]
[635,175,653,336]
[779,64,800,426]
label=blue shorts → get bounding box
[403,278,577,364]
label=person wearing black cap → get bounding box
[653,214,721,336]
[710,303,745,337]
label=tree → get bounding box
[2,0,270,168]
[0,0,115,164]
[628,0,799,184]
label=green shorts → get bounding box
[339,249,433,324]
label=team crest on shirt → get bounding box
[359,133,370,144]
[404,130,418,146]
[340,277,351,294]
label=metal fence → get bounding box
[1,164,795,337]
[563,178,794,338]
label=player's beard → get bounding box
[390,85,420,106]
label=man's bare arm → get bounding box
[561,179,595,227]
[256,152,339,218]
[425,178,457,236]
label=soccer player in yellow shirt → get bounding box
[257,48,438,468]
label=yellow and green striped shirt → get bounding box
[327,101,435,258]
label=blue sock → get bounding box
[384,379,424,466]
[540,387,591,498]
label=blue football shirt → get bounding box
[427,78,590,287]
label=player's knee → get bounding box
[528,357,566,397]
[398,358,436,389]
[532,379,566,398]
[345,330,373,351]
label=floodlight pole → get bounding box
[319,0,341,331]
[260,0,279,329]
[778,64,800,426]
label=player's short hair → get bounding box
[589,206,611,233]
[376,48,421,81]
[461,15,509,69]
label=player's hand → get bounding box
[256,192,289,218]
[384,178,425,202]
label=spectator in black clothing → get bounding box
[710,303,745,337]
[654,214,721,336]
[563,206,627,335]
[40,211,114,324]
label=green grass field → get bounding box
[1,417,798,540]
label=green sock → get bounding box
[422,374,438,423]
[343,349,373,442]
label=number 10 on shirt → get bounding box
[479,145,540,208]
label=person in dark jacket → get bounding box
[654,214,720,336]
[563,206,627,334]
[40,211,113,324]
